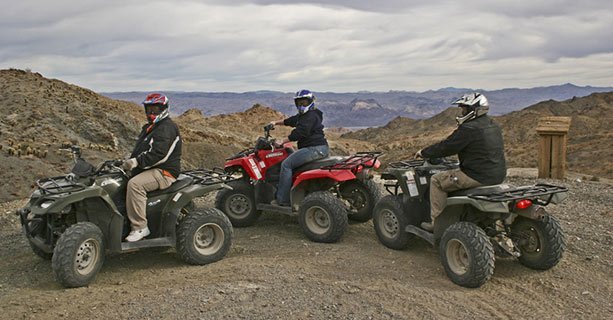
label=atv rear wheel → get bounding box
[511,215,565,270]
[372,195,414,250]
[299,191,348,243]
[215,180,261,227]
[176,208,233,265]
[340,179,382,223]
[51,222,105,288]
[440,222,495,288]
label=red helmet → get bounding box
[142,93,169,106]
[142,93,170,124]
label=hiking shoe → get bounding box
[125,227,150,242]
[420,222,434,232]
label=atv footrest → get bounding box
[256,204,296,216]
[121,237,173,251]
[405,225,435,246]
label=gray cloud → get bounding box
[0,0,611,92]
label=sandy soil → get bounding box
[0,176,611,320]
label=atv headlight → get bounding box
[40,200,55,209]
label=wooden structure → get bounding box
[536,117,571,179]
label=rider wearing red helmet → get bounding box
[122,93,182,242]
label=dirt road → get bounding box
[0,177,611,319]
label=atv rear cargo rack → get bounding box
[36,175,88,195]
[321,152,383,171]
[181,168,238,185]
[388,158,458,169]
[467,184,568,205]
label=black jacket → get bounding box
[284,108,328,149]
[130,118,182,178]
[421,115,506,185]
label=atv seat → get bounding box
[147,176,193,197]
[295,156,345,172]
[448,184,511,197]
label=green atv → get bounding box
[17,145,235,288]
[373,158,568,288]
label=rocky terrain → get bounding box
[0,175,611,319]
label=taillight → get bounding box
[374,159,381,169]
[515,199,532,210]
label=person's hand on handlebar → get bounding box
[414,149,423,159]
[122,158,137,171]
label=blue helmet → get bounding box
[294,89,315,114]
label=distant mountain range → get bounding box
[102,84,613,127]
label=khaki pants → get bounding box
[126,169,176,230]
[429,169,481,221]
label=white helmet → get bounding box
[453,92,489,125]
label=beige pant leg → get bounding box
[126,169,175,230]
[429,169,481,221]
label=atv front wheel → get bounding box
[511,215,566,270]
[215,180,261,227]
[340,179,382,223]
[176,208,233,265]
[440,222,495,288]
[51,222,105,288]
[372,195,414,250]
[299,191,348,243]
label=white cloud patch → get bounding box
[0,0,611,92]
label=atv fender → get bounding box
[225,158,263,180]
[31,188,124,253]
[292,169,356,188]
[159,183,230,238]
[446,196,509,213]
[433,197,508,241]
[290,170,357,206]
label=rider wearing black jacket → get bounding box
[130,118,182,178]
[420,114,506,185]
[269,89,329,206]
[283,108,327,149]
[122,93,182,242]
[418,93,506,232]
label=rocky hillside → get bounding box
[0,69,370,201]
[0,69,143,201]
[343,92,613,178]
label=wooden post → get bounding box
[536,117,571,179]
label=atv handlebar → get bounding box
[263,123,275,139]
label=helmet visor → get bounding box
[144,104,165,115]
[294,97,312,107]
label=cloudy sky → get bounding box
[1,0,611,92]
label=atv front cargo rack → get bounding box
[181,168,238,185]
[321,152,382,171]
[467,184,568,205]
[36,175,88,195]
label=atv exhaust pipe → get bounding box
[515,205,546,221]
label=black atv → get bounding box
[17,145,235,288]
[373,158,567,288]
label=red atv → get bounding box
[215,124,382,243]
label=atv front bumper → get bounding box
[17,207,53,254]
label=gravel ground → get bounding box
[0,174,611,320]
